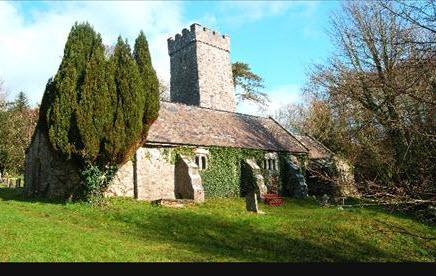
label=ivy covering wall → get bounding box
[199,147,265,197]
[160,145,307,198]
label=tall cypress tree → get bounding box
[75,32,114,164]
[37,22,160,199]
[134,31,160,126]
[105,37,145,164]
[42,22,101,161]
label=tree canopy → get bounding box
[0,90,38,176]
[134,31,160,125]
[277,1,435,200]
[232,62,269,106]
[38,22,160,170]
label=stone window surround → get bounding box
[194,147,209,171]
[263,152,278,171]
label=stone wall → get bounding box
[25,138,179,201]
[25,137,313,201]
[196,35,235,112]
[283,159,308,198]
[106,147,177,201]
[305,157,359,198]
[136,147,176,200]
[174,155,204,202]
[168,23,236,112]
[24,128,80,198]
[169,41,200,106]
[105,159,134,198]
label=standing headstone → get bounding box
[321,194,330,206]
[245,190,259,212]
[244,158,267,197]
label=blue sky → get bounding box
[0,1,341,115]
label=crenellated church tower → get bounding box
[167,23,236,112]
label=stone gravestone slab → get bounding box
[245,190,258,212]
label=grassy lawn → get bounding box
[0,187,434,262]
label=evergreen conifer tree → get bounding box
[133,31,160,126]
[105,37,145,164]
[13,92,29,112]
[42,22,101,160]
[36,22,160,200]
[75,32,114,164]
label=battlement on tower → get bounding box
[167,23,230,56]
[168,23,236,112]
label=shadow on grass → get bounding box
[1,186,432,261]
[283,197,321,208]
[307,194,435,228]
[109,206,401,262]
[0,187,69,205]
[340,201,436,228]
[382,208,435,229]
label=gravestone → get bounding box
[245,190,259,212]
[321,194,330,206]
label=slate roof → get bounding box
[293,134,333,159]
[146,101,308,153]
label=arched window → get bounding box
[194,147,209,171]
[194,154,208,171]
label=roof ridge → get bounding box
[160,100,270,120]
[268,116,310,153]
[303,134,335,155]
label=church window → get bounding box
[195,154,208,171]
[264,158,278,171]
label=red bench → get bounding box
[262,193,284,206]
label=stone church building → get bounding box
[25,23,355,202]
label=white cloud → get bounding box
[0,1,186,105]
[236,84,303,117]
[0,1,312,111]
